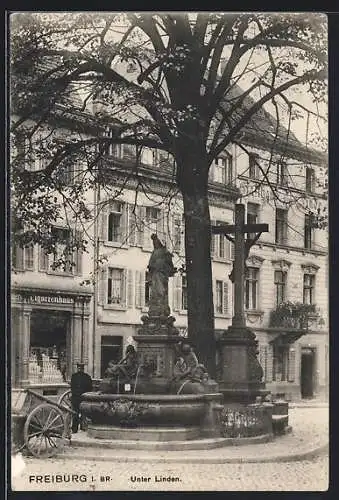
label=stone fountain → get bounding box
[80,235,224,447]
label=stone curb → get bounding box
[53,441,328,464]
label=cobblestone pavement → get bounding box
[11,407,329,492]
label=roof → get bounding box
[221,84,326,165]
[12,56,326,166]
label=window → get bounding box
[304,214,314,249]
[55,163,75,185]
[306,167,315,193]
[247,203,260,239]
[107,268,124,305]
[145,273,151,307]
[12,245,34,270]
[274,270,287,306]
[215,280,229,315]
[213,154,233,184]
[181,275,188,310]
[24,245,34,270]
[303,274,315,305]
[50,227,73,273]
[173,215,183,253]
[211,220,231,260]
[33,133,50,171]
[146,207,159,234]
[216,281,223,314]
[249,153,260,179]
[245,268,259,310]
[275,208,288,245]
[277,162,288,186]
[126,62,137,73]
[144,206,165,245]
[140,147,156,166]
[108,202,123,242]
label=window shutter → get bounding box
[210,219,216,258]
[224,236,230,260]
[121,203,128,245]
[38,246,49,271]
[98,268,107,305]
[128,204,137,246]
[141,272,146,308]
[24,245,34,270]
[209,163,215,182]
[121,269,127,306]
[13,245,24,270]
[135,271,142,308]
[137,207,145,246]
[74,230,82,276]
[123,144,135,161]
[223,282,229,314]
[181,214,185,256]
[126,269,134,308]
[100,202,108,241]
[213,280,217,314]
[230,240,235,260]
[287,348,296,382]
[259,345,267,382]
[161,211,169,247]
[266,343,273,382]
[173,274,182,311]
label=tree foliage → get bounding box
[10,12,327,374]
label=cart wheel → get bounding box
[24,404,66,458]
[58,390,72,410]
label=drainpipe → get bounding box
[92,181,100,378]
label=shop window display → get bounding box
[29,310,69,384]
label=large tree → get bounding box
[10,12,327,376]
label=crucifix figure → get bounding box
[212,204,269,328]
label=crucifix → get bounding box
[212,204,269,328]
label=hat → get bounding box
[77,362,85,367]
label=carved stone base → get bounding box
[217,326,269,404]
[138,314,179,336]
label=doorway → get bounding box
[100,336,123,378]
[300,347,316,399]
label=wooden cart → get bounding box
[12,388,75,458]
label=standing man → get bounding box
[70,362,93,433]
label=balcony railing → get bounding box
[269,301,319,330]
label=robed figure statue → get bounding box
[147,234,176,317]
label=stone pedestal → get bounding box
[217,326,269,404]
[133,314,180,393]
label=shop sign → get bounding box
[24,294,74,305]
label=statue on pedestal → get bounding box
[147,234,176,317]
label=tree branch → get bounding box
[210,69,327,161]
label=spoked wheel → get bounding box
[23,404,66,458]
[58,390,72,410]
[58,390,73,439]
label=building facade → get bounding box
[11,112,328,401]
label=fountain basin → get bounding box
[80,392,207,427]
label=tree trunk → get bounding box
[178,150,216,378]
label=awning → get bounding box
[269,331,306,345]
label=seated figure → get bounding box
[105,345,138,381]
[173,343,209,384]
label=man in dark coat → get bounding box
[70,363,92,433]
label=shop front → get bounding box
[11,286,92,397]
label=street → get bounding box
[11,407,329,492]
